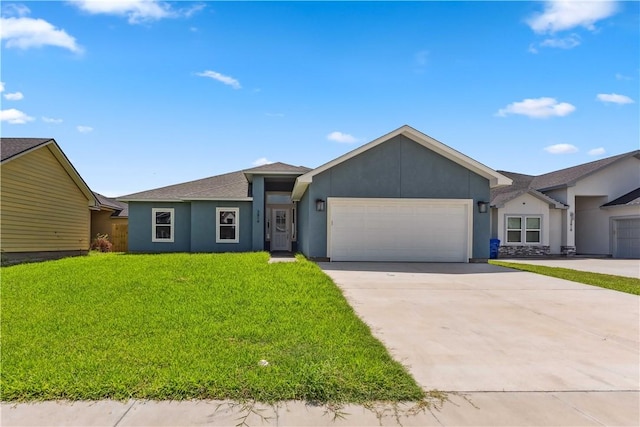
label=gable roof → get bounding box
[291,125,512,200]
[601,187,640,208]
[118,162,309,202]
[1,137,98,208]
[490,171,567,208]
[1,137,52,162]
[531,150,640,191]
[95,193,129,218]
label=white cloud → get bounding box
[588,147,606,156]
[265,112,284,117]
[182,3,206,18]
[615,73,632,81]
[71,0,172,24]
[196,70,241,89]
[77,125,93,133]
[252,157,273,167]
[1,108,34,124]
[596,93,634,105]
[1,16,82,52]
[496,97,576,118]
[539,34,581,49]
[42,116,63,124]
[70,0,204,24]
[544,143,579,154]
[1,3,31,18]
[4,91,23,100]
[0,81,4,92]
[327,131,358,144]
[527,0,618,34]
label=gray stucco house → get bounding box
[120,126,511,262]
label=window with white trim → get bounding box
[506,216,541,244]
[152,208,174,242]
[216,207,239,243]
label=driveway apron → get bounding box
[319,262,640,424]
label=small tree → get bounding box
[90,234,113,252]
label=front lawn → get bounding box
[1,252,424,403]
[489,260,640,295]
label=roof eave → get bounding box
[118,197,253,202]
[183,197,253,201]
[0,138,54,164]
[117,198,185,203]
[243,171,306,182]
[40,140,99,208]
[291,177,311,201]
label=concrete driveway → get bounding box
[319,262,640,425]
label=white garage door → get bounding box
[328,198,472,262]
[615,218,640,259]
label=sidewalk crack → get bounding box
[114,400,136,427]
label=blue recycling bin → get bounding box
[489,239,500,259]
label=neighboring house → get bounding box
[92,193,129,251]
[491,150,640,258]
[1,138,98,265]
[120,125,511,262]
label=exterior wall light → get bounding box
[316,199,326,212]
[477,201,489,214]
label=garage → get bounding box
[327,198,472,262]
[614,217,640,259]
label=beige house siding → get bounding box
[1,146,91,253]
[91,211,127,239]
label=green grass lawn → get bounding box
[1,252,424,403]
[489,260,640,295]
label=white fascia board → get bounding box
[399,126,512,188]
[0,139,53,164]
[243,171,305,183]
[117,197,253,202]
[116,198,185,203]
[291,178,310,201]
[291,125,512,199]
[183,197,253,201]
[528,191,568,209]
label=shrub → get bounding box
[90,234,113,252]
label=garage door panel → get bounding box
[615,218,640,259]
[329,198,470,262]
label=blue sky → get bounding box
[1,0,638,197]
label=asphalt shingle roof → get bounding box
[120,163,310,201]
[531,150,640,191]
[490,171,536,207]
[602,187,640,207]
[94,193,129,217]
[491,150,640,207]
[1,138,53,162]
[243,162,311,174]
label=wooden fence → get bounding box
[111,223,128,252]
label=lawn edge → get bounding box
[488,260,640,295]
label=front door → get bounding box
[271,209,291,251]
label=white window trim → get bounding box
[506,215,541,245]
[216,207,240,243]
[152,208,174,243]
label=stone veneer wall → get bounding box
[498,245,550,257]
[561,246,576,256]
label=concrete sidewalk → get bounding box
[3,392,640,426]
